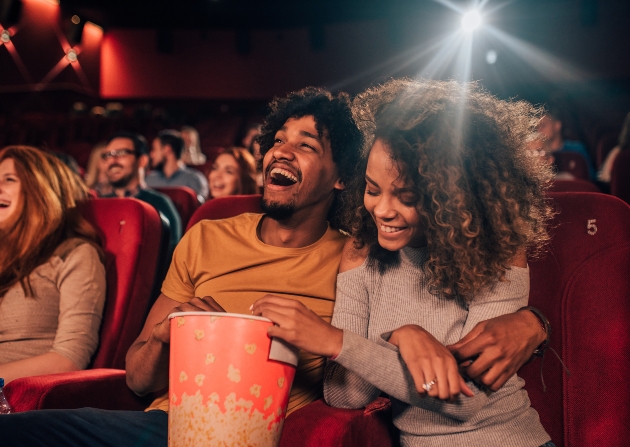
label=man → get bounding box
[537,110,595,179]
[0,88,546,446]
[146,129,209,201]
[99,131,182,253]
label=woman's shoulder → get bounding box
[339,238,369,273]
[53,238,100,262]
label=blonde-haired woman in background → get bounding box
[0,146,106,383]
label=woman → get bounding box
[597,111,630,183]
[84,142,112,196]
[208,147,258,198]
[0,146,106,383]
[254,79,555,446]
[180,126,207,166]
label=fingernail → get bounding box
[249,304,253,311]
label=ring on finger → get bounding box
[422,378,438,392]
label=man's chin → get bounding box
[261,199,295,221]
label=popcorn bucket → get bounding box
[168,312,299,447]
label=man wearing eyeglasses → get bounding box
[100,131,183,253]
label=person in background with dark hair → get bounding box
[99,131,182,253]
[208,146,258,198]
[536,108,595,179]
[597,111,630,184]
[146,129,209,201]
[0,146,106,383]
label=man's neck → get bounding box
[258,212,330,248]
[162,158,181,179]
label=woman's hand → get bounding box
[252,295,343,358]
[389,324,474,401]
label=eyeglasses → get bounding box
[101,149,136,160]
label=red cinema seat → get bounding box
[154,186,200,229]
[186,194,262,232]
[5,198,166,412]
[610,149,630,205]
[548,179,600,193]
[553,152,590,180]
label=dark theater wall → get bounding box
[100,22,395,100]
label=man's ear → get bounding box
[334,179,345,191]
[138,154,149,169]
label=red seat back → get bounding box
[154,186,200,229]
[522,192,630,447]
[610,150,630,205]
[186,194,263,232]
[548,179,600,193]
[79,198,164,369]
[553,152,590,180]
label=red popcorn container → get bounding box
[168,312,298,447]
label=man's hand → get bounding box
[151,296,225,344]
[389,325,474,401]
[447,310,547,391]
[252,295,342,358]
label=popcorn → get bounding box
[195,374,205,387]
[205,353,216,364]
[245,343,257,355]
[277,377,285,388]
[170,391,282,447]
[194,329,204,340]
[179,371,188,383]
[227,364,241,383]
[263,395,273,411]
[176,317,185,327]
[250,384,261,398]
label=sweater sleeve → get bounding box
[51,243,107,369]
[325,263,490,422]
[324,264,382,409]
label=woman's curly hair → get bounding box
[342,78,554,301]
[257,87,363,228]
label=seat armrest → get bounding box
[280,397,397,447]
[4,369,153,413]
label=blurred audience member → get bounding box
[0,146,106,384]
[249,137,264,188]
[208,147,258,199]
[241,122,262,150]
[597,112,630,183]
[180,125,206,166]
[99,131,182,252]
[84,142,112,196]
[146,130,209,201]
[527,135,575,180]
[537,109,595,179]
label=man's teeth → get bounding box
[270,167,298,183]
[380,224,404,233]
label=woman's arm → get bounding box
[50,243,107,370]
[0,352,79,384]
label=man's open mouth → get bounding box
[269,167,298,186]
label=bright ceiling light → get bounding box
[461,10,482,32]
[1,30,10,43]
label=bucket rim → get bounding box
[168,311,272,323]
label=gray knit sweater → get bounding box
[323,246,550,447]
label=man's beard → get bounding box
[152,160,165,171]
[109,171,135,189]
[261,199,295,221]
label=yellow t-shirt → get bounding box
[146,213,346,414]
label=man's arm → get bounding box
[447,308,547,391]
[125,293,224,396]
